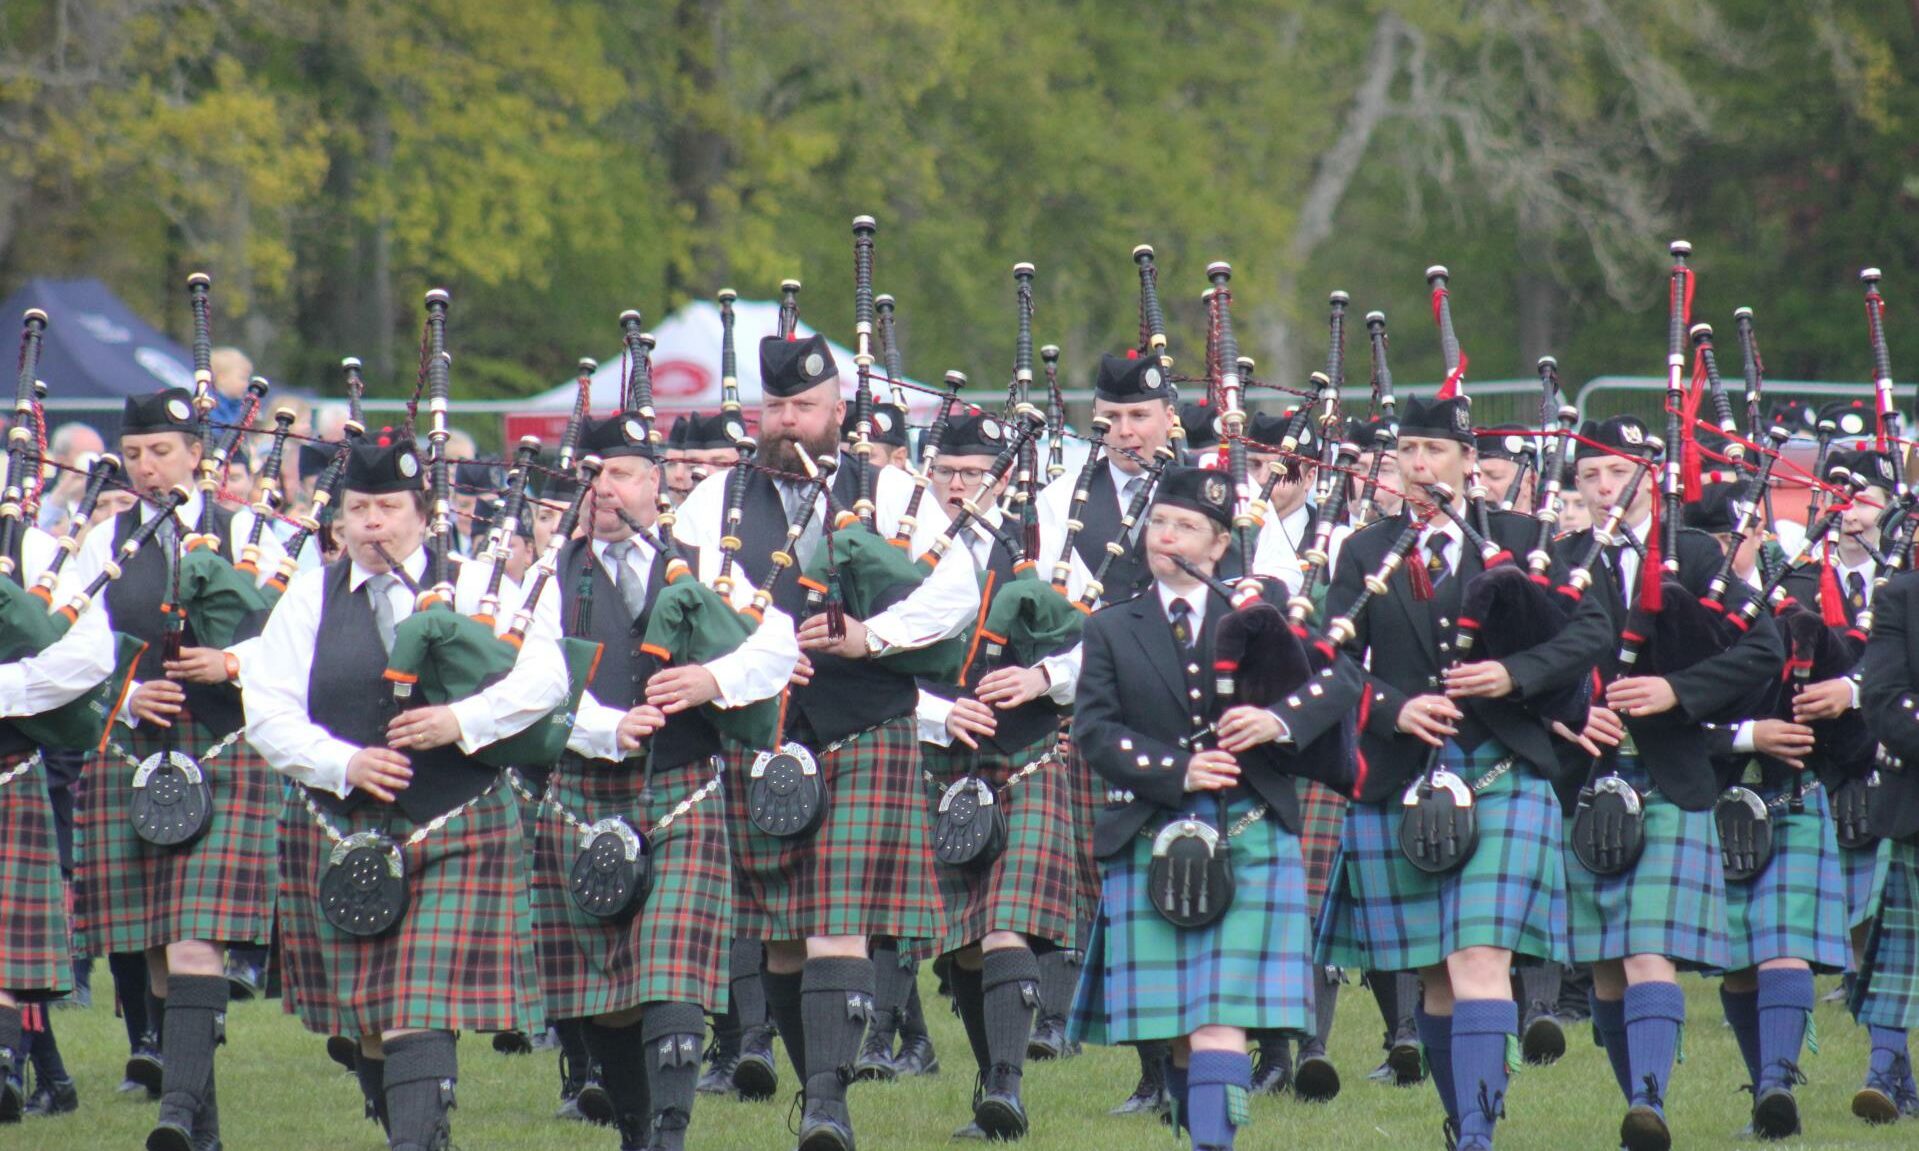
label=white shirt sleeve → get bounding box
[708,605,799,708]
[445,561,569,752]
[0,529,117,716]
[229,506,290,587]
[243,568,362,797]
[916,689,957,747]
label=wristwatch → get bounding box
[224,653,241,683]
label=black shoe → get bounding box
[734,1026,780,1101]
[24,1077,79,1116]
[892,1033,939,1078]
[146,1120,195,1151]
[1251,1044,1293,1095]
[576,1078,614,1125]
[1521,1011,1566,1066]
[1388,1039,1425,1086]
[1026,1015,1066,1062]
[973,1065,1027,1141]
[699,1050,740,1095]
[324,1035,357,1072]
[1752,1085,1800,1140]
[125,1048,164,1099]
[491,1030,533,1055]
[223,959,263,1003]
[1442,1115,1458,1151]
[1620,1104,1671,1151]
[951,1120,988,1140]
[1293,1053,1341,1102]
[1852,1083,1900,1124]
[796,1097,856,1151]
[0,1078,20,1123]
[1109,1074,1166,1116]
[852,1018,898,1083]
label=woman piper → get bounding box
[246,436,566,1151]
[1071,467,1363,1150]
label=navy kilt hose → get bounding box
[1562,754,1729,971]
[721,716,946,941]
[1070,792,1316,1045]
[74,717,276,956]
[1723,780,1850,974]
[0,751,73,999]
[1318,741,1566,972]
[529,756,732,1018]
[921,739,1080,956]
[1852,840,1919,1030]
[276,780,543,1038]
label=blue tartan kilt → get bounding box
[1563,755,1728,971]
[1851,839,1919,1030]
[1068,792,1315,1046]
[1316,741,1566,972]
[1842,841,1880,933]
[1723,783,1850,973]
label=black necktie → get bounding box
[1606,544,1626,601]
[1425,535,1450,590]
[1848,571,1868,613]
[1170,598,1193,650]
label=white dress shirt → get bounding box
[1251,502,1316,595]
[244,544,568,799]
[556,532,798,762]
[0,525,117,717]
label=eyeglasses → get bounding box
[930,465,992,485]
[1145,515,1210,540]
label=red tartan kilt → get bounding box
[529,758,732,1018]
[0,752,73,999]
[1062,740,1103,916]
[277,783,542,1037]
[1296,777,1349,919]
[923,741,1080,956]
[73,720,277,956]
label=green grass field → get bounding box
[15,971,1915,1149]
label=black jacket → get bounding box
[1548,525,1783,811]
[1858,569,1919,845]
[1330,508,1613,806]
[1074,579,1362,858]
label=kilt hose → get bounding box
[922,739,1080,957]
[276,781,543,1038]
[0,752,73,999]
[1723,782,1850,974]
[1296,777,1348,922]
[73,717,276,957]
[720,717,945,942]
[1842,842,1880,932]
[1563,756,1729,971]
[529,756,732,1019]
[1318,742,1567,973]
[1070,792,1315,1046]
[1851,839,1919,1030]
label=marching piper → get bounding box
[663,413,744,507]
[673,331,977,1151]
[1316,395,1612,1151]
[1071,466,1363,1150]
[246,436,566,1151]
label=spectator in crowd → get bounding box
[36,421,107,533]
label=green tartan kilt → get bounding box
[1317,743,1566,972]
[921,739,1080,957]
[503,767,548,849]
[1296,778,1348,921]
[1723,782,1850,973]
[1842,841,1879,931]
[1063,740,1103,917]
[1070,792,1315,1046]
[276,781,543,1038]
[529,756,732,1018]
[0,752,72,999]
[74,717,276,956]
[1562,757,1728,971]
[721,717,945,941]
[1851,839,1919,1030]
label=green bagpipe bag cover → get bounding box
[639,577,778,749]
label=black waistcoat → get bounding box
[106,505,244,737]
[1070,466,1154,605]
[559,536,722,771]
[728,457,915,743]
[305,557,496,821]
[919,530,1060,754]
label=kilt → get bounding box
[1842,843,1879,932]
[722,717,945,941]
[1563,756,1729,971]
[1296,778,1347,921]
[1064,739,1103,917]
[922,739,1080,957]
[0,752,73,999]
[73,717,276,956]
[1069,792,1315,1045]
[1723,783,1849,973]
[1317,742,1566,972]
[503,767,547,845]
[1852,839,1919,1030]
[530,757,732,1018]
[276,781,543,1037]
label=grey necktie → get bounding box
[781,481,824,568]
[605,539,649,621]
[368,572,399,654]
